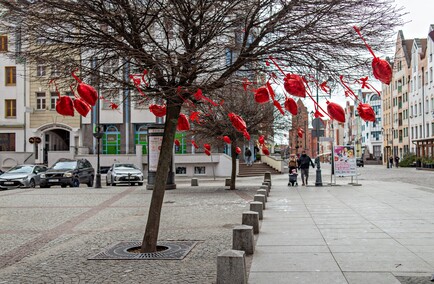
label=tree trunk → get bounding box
[141,100,181,253]
[230,142,237,190]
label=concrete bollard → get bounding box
[232,225,254,255]
[216,250,247,284]
[250,201,263,220]
[259,185,269,196]
[264,171,271,182]
[256,189,267,202]
[225,178,231,186]
[242,211,259,234]
[264,179,272,187]
[253,194,266,209]
[262,181,271,190]
[191,178,198,186]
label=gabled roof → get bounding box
[397,30,412,68]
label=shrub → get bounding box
[399,153,417,167]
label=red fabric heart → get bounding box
[243,130,251,141]
[235,147,241,154]
[254,87,270,104]
[177,113,190,131]
[262,145,270,156]
[283,74,306,97]
[297,127,304,138]
[259,135,265,145]
[204,144,211,151]
[357,103,376,122]
[372,58,392,85]
[73,98,91,117]
[228,112,247,133]
[191,140,199,149]
[205,149,211,156]
[56,96,74,117]
[223,136,231,144]
[326,101,345,123]
[284,97,298,115]
[149,104,166,117]
[174,139,180,146]
[77,83,98,106]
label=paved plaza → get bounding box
[0,164,433,283]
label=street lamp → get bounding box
[381,127,389,168]
[93,89,102,188]
[315,61,323,186]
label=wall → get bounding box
[0,151,35,170]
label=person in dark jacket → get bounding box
[297,150,315,186]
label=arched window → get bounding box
[103,125,120,154]
[135,124,148,154]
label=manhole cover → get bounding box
[89,240,198,260]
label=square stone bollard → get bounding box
[256,189,267,202]
[216,249,247,284]
[232,225,254,255]
[191,178,199,186]
[250,201,263,220]
[264,179,271,187]
[262,181,271,190]
[253,194,266,209]
[242,211,259,234]
[259,185,269,196]
[264,171,271,181]
[225,178,231,186]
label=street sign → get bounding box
[35,137,41,144]
[29,137,34,144]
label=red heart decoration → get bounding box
[357,103,376,122]
[243,130,251,141]
[326,101,345,123]
[204,144,211,151]
[284,74,306,97]
[223,136,231,144]
[297,127,304,138]
[259,135,265,145]
[228,112,247,133]
[149,104,166,117]
[284,97,298,115]
[191,140,199,149]
[73,98,91,117]
[77,83,98,106]
[372,58,392,85]
[205,149,211,156]
[177,113,190,131]
[56,96,74,117]
[262,146,270,156]
[235,147,241,154]
[174,139,180,146]
[254,87,270,104]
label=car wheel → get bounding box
[29,179,36,188]
[72,178,80,188]
[40,184,49,188]
[87,176,94,187]
[138,182,143,186]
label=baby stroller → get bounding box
[288,168,298,186]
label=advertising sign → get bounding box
[148,135,163,172]
[333,145,357,176]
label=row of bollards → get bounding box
[216,172,272,284]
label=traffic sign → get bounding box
[29,137,35,144]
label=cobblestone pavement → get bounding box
[0,165,433,283]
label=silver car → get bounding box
[106,163,144,186]
[0,165,47,189]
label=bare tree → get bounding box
[0,0,404,252]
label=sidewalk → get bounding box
[248,167,434,284]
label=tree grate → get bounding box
[88,240,198,260]
[395,276,432,284]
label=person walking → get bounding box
[389,156,394,168]
[245,147,252,166]
[395,156,399,168]
[297,150,315,186]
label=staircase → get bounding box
[238,162,281,177]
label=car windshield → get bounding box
[7,165,33,174]
[52,161,77,170]
[115,164,136,169]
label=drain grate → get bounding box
[88,240,198,260]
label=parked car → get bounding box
[0,164,47,189]
[39,158,95,188]
[356,158,364,167]
[106,163,144,186]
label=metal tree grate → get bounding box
[88,240,198,260]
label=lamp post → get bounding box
[315,61,323,186]
[93,92,103,188]
[381,127,389,168]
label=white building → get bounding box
[359,90,383,160]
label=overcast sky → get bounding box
[393,0,434,40]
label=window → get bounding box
[5,99,16,118]
[5,66,16,86]
[36,92,46,110]
[0,35,7,52]
[414,105,417,117]
[102,58,118,75]
[419,103,422,115]
[36,63,46,76]
[194,166,206,175]
[50,92,58,110]
[51,64,60,77]
[420,125,422,138]
[427,123,430,137]
[431,67,433,83]
[176,167,187,174]
[0,133,15,151]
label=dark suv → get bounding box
[40,158,95,188]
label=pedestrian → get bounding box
[395,156,399,168]
[297,150,315,186]
[245,147,252,166]
[288,154,298,186]
[389,156,393,168]
[254,145,260,163]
